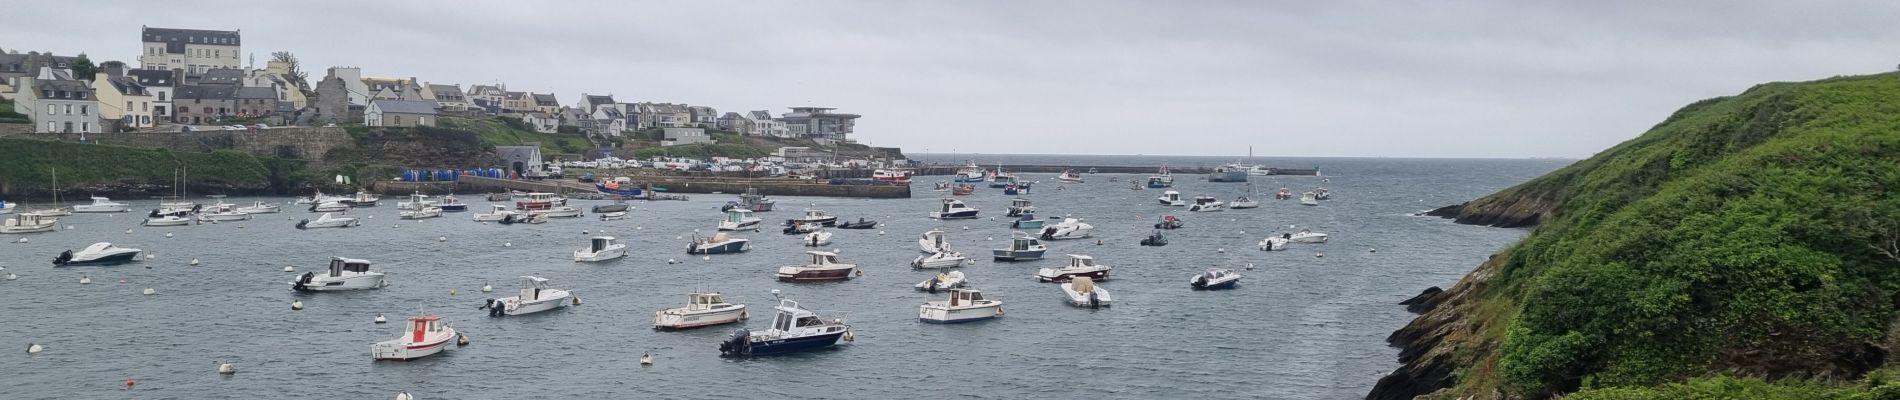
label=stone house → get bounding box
[243,59,307,108]
[423,84,470,112]
[591,106,627,136]
[631,102,690,129]
[501,91,533,115]
[312,73,357,125]
[532,93,561,115]
[11,67,100,133]
[660,127,714,146]
[687,105,718,128]
[172,85,237,125]
[467,84,505,112]
[126,69,178,120]
[717,112,755,136]
[0,51,79,95]
[578,94,615,114]
[365,99,438,127]
[138,26,241,75]
[234,86,281,120]
[91,72,155,129]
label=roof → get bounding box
[585,94,615,105]
[198,68,244,85]
[235,87,277,99]
[36,79,93,97]
[371,100,439,115]
[806,250,838,256]
[504,91,527,100]
[427,84,463,97]
[105,77,149,96]
[142,27,241,53]
[331,256,371,264]
[532,93,558,106]
[174,85,237,100]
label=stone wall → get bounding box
[29,127,354,161]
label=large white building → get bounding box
[138,26,241,75]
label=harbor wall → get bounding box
[910,164,1319,176]
[452,175,910,199]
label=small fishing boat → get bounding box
[592,201,629,214]
[196,209,252,222]
[785,207,838,227]
[718,297,853,356]
[803,230,833,247]
[339,191,380,208]
[472,205,519,222]
[514,192,564,210]
[718,209,763,231]
[1,213,59,234]
[296,213,360,229]
[1003,184,1026,196]
[497,213,547,225]
[989,166,1017,189]
[1190,269,1242,290]
[1157,190,1187,206]
[575,236,628,262]
[72,197,130,213]
[730,188,776,212]
[436,195,468,212]
[911,251,968,269]
[53,242,142,266]
[1276,187,1293,200]
[596,181,644,197]
[1314,188,1331,200]
[531,206,583,218]
[992,232,1047,261]
[1188,195,1225,212]
[929,198,980,220]
[1300,191,1320,206]
[918,229,952,253]
[398,206,442,220]
[836,218,878,229]
[598,211,629,221]
[370,315,457,360]
[915,270,967,292]
[396,192,436,211]
[1147,167,1174,188]
[291,257,387,291]
[1005,198,1035,217]
[308,201,349,212]
[236,201,281,214]
[783,221,821,235]
[951,184,976,196]
[1036,254,1110,283]
[1258,236,1289,251]
[954,161,988,183]
[1139,230,1168,246]
[1289,229,1329,243]
[687,232,750,255]
[654,292,748,330]
[481,276,574,316]
[1037,217,1093,240]
[1154,215,1184,229]
[1060,276,1111,308]
[919,288,1002,324]
[1208,163,1250,183]
[1057,170,1084,183]
[872,169,912,184]
[933,181,952,192]
[1010,212,1044,230]
[775,251,858,282]
[143,215,190,226]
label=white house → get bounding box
[521,112,559,133]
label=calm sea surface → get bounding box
[0,156,1567,399]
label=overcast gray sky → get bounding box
[5,1,1895,158]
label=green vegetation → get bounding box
[441,115,592,155]
[1420,72,1900,398]
[0,97,27,123]
[624,128,779,159]
[0,138,316,191]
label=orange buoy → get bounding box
[125,378,136,388]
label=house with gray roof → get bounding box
[234,86,281,120]
[0,52,80,94]
[751,110,788,137]
[687,105,718,128]
[366,99,438,127]
[9,67,100,133]
[193,68,244,86]
[532,93,561,114]
[128,69,180,119]
[423,84,470,112]
[172,85,237,124]
[139,26,241,74]
[579,94,616,113]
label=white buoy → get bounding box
[675,236,683,240]
[66,225,74,230]
[667,259,678,264]
[143,288,156,295]
[962,226,969,230]
[125,228,133,234]
[702,255,710,261]
[396,391,413,400]
[1246,263,1256,270]
[1315,252,1324,258]
[189,258,201,266]
[27,343,43,354]
[14,238,25,243]
[5,273,16,280]
[987,237,994,241]
[218,361,236,375]
[393,224,400,228]
[437,236,447,242]
[1370,248,1377,253]
[367,215,374,219]
[481,283,493,293]
[145,254,155,260]
[640,352,654,366]
[165,232,174,238]
[879,231,886,235]
[1217,248,1225,253]
[79,275,91,284]
[291,300,304,310]
[374,314,387,324]
[636,226,643,230]
[503,242,512,247]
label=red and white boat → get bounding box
[951,184,976,196]
[775,250,859,282]
[514,192,566,210]
[370,315,458,360]
[872,169,912,184]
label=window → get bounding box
[47,105,55,115]
[42,89,50,98]
[64,104,72,115]
[47,122,55,132]
[142,102,149,112]
[214,50,220,58]
[127,101,133,110]
[392,115,402,125]
[81,105,88,116]
[203,107,212,114]
[77,92,86,100]
[81,122,89,132]
[62,122,72,133]
[158,92,166,101]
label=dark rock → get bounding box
[1399,286,1445,314]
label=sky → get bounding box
[4,1,1896,158]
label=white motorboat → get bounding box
[803,230,832,247]
[1300,192,1320,206]
[530,206,583,218]
[918,229,953,253]
[236,201,280,214]
[308,201,349,212]
[291,257,387,291]
[686,232,750,255]
[776,251,858,282]
[1188,195,1225,212]
[397,192,437,210]
[654,292,748,330]
[992,232,1047,261]
[1,213,58,234]
[0,199,13,214]
[1289,229,1329,243]
[1036,254,1111,282]
[1157,190,1187,206]
[500,213,548,225]
[929,198,980,220]
[1315,188,1331,200]
[143,215,190,226]
[297,213,359,229]
[1190,268,1243,290]
[718,297,853,356]
[296,190,346,205]
[1037,217,1094,240]
[1258,236,1289,251]
[1147,167,1174,188]
[340,191,380,208]
[482,276,574,316]
[915,270,968,292]
[513,192,564,210]
[53,242,142,266]
[598,211,629,221]
[912,251,969,269]
[1006,198,1035,217]
[436,195,468,212]
[575,236,628,262]
[370,315,456,360]
[718,209,763,231]
[1056,169,1085,184]
[1060,276,1112,308]
[399,206,443,220]
[72,197,129,213]
[919,288,1003,324]
[1230,196,1260,209]
[22,206,70,217]
[784,207,837,226]
[197,208,252,222]
[472,205,519,222]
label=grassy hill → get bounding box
[0,138,314,195]
[440,116,594,156]
[1376,72,1900,399]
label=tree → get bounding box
[270,51,309,91]
[70,53,96,80]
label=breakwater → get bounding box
[908,164,1320,176]
[451,175,910,199]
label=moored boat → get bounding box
[1289,229,1329,243]
[1010,212,1044,230]
[399,206,443,220]
[718,297,853,356]
[1300,191,1320,206]
[370,315,457,360]
[472,205,519,222]
[292,257,387,291]
[436,195,468,212]
[785,207,837,227]
[1188,195,1225,212]
[143,215,190,226]
[1006,198,1035,217]
[775,251,858,282]
[915,270,968,292]
[53,242,142,266]
[1158,190,1187,206]
[1036,254,1110,282]
[687,232,750,255]
[1208,163,1250,183]
[72,197,130,213]
[911,251,968,269]
[836,218,878,229]
[655,292,748,330]
[1190,269,1242,290]
[1037,217,1093,240]
[803,230,833,247]
[1139,230,1168,246]
[1060,276,1112,308]
[339,191,380,207]
[992,232,1047,261]
[1147,167,1174,188]
[918,229,952,253]
[530,206,583,218]
[919,288,1003,324]
[296,213,360,229]
[308,201,349,212]
[1154,215,1184,229]
[718,209,763,231]
[481,276,574,316]
[575,236,628,262]
[929,198,980,220]
[236,201,281,214]
[873,169,912,184]
[1057,169,1085,183]
[514,192,564,210]
[1,213,59,234]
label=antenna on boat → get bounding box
[769,289,783,301]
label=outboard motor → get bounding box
[486,299,505,317]
[1040,227,1057,240]
[191,204,202,213]
[927,278,940,293]
[1088,291,1101,309]
[719,329,750,356]
[293,272,315,290]
[53,250,73,266]
[148,209,161,218]
[295,219,309,230]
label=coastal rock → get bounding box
[1398,286,1445,314]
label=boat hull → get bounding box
[687,240,749,255]
[918,303,1001,324]
[930,210,979,220]
[58,250,141,266]
[1037,269,1108,283]
[73,205,129,213]
[654,306,748,330]
[1192,277,1241,290]
[575,247,628,262]
[718,220,762,231]
[776,266,855,282]
[992,249,1045,261]
[728,331,846,356]
[293,274,386,291]
[497,292,573,316]
[438,204,468,212]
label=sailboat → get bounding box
[1231,183,1260,209]
[24,168,71,217]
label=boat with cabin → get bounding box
[785,207,838,227]
[775,251,858,282]
[369,315,457,360]
[514,192,565,210]
[929,198,980,220]
[1010,212,1044,229]
[718,297,853,356]
[291,257,387,291]
[72,197,129,213]
[1208,163,1250,183]
[482,276,574,316]
[687,232,750,255]
[915,270,967,292]
[1300,192,1320,206]
[1057,169,1084,183]
[436,195,468,212]
[655,292,748,330]
[1190,269,1242,290]
[143,215,190,226]
[1036,254,1110,282]
[1158,190,1187,206]
[954,161,988,183]
[531,205,584,218]
[919,288,1003,324]
[718,209,763,231]
[722,188,776,212]
[399,206,443,220]
[873,169,912,184]
[803,230,833,247]
[912,250,968,269]
[992,232,1048,261]
[296,213,360,229]
[472,205,518,222]
[1037,217,1093,240]
[1147,167,1175,188]
[1061,276,1112,308]
[575,236,628,262]
[1188,195,1225,212]
[339,191,380,208]
[1,213,59,234]
[236,201,281,214]
[53,242,142,266]
[1006,198,1035,217]
[918,229,952,253]
[397,192,436,211]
